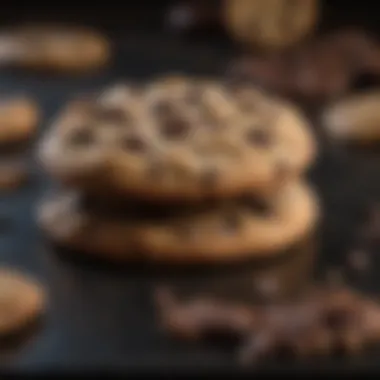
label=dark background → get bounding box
[1,0,380,375]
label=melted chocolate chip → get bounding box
[69,128,95,146]
[242,197,270,215]
[161,118,190,140]
[246,128,272,147]
[122,135,146,153]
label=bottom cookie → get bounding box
[37,180,319,264]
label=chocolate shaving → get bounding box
[154,286,380,366]
[154,287,258,341]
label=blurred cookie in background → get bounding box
[322,90,380,145]
[0,96,39,148]
[224,0,319,51]
[0,268,46,338]
[0,24,111,73]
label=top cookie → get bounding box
[0,24,110,72]
[39,75,316,201]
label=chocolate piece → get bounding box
[122,135,146,153]
[69,128,95,146]
[246,128,271,147]
[161,118,190,140]
[155,287,258,341]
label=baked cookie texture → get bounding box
[0,268,45,336]
[37,179,318,263]
[0,97,39,145]
[38,76,316,201]
[224,0,319,50]
[0,24,110,72]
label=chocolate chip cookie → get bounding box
[224,0,319,50]
[38,76,316,201]
[0,268,45,336]
[0,24,110,72]
[37,180,318,263]
[0,97,39,146]
[322,90,380,144]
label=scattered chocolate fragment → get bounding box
[239,287,380,365]
[154,285,380,365]
[227,28,380,101]
[154,287,258,341]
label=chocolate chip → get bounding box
[246,128,271,147]
[122,135,146,153]
[161,118,190,140]
[243,197,270,215]
[69,128,95,146]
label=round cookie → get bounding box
[0,268,45,336]
[0,24,110,72]
[38,76,316,201]
[0,97,39,146]
[224,0,318,51]
[37,180,319,263]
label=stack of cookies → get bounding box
[37,75,319,301]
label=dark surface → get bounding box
[1,7,380,374]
